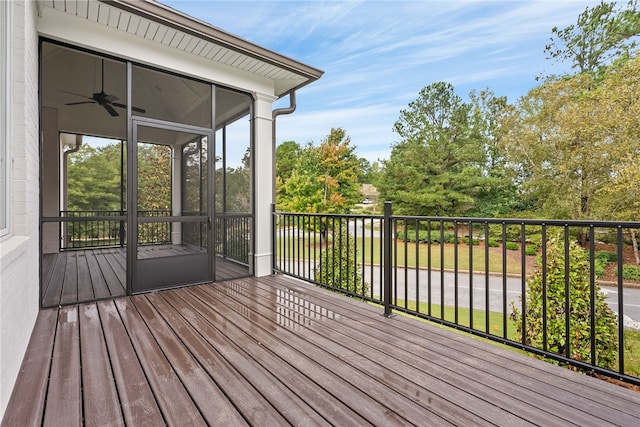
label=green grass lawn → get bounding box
[276,236,526,275]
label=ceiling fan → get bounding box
[63,59,146,117]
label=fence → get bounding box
[215,213,252,265]
[273,202,640,385]
[60,210,171,250]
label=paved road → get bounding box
[366,267,640,327]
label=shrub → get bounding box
[510,235,618,370]
[590,251,617,279]
[593,259,608,279]
[524,244,538,256]
[594,250,617,263]
[487,239,500,248]
[621,265,640,281]
[505,241,519,251]
[314,225,369,296]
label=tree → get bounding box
[501,73,622,221]
[67,142,122,211]
[275,140,301,183]
[379,82,488,216]
[467,89,522,217]
[277,128,363,214]
[137,143,172,212]
[544,0,640,76]
[510,235,618,370]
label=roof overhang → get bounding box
[36,0,323,97]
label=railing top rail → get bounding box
[274,210,640,228]
[274,211,384,220]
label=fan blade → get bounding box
[60,90,92,100]
[65,101,96,106]
[103,103,119,117]
[112,102,146,114]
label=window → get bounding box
[0,0,10,236]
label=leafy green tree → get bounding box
[467,89,523,217]
[379,82,488,216]
[276,140,301,183]
[277,128,363,213]
[137,143,172,212]
[544,0,640,76]
[510,235,618,370]
[67,142,122,211]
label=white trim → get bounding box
[0,0,11,238]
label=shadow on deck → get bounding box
[4,275,640,426]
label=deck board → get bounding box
[113,297,207,426]
[79,303,124,427]
[6,275,640,426]
[0,309,57,427]
[76,252,94,301]
[43,306,82,427]
[96,300,165,426]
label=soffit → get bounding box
[36,0,323,97]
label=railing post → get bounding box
[383,201,393,317]
[271,203,276,274]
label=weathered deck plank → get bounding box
[43,306,82,427]
[78,303,124,427]
[0,309,57,427]
[96,300,164,426]
[5,275,640,426]
[113,297,207,426]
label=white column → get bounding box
[252,93,277,276]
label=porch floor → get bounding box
[5,275,640,426]
[41,247,249,307]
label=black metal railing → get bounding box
[216,213,251,265]
[60,210,171,250]
[273,203,640,385]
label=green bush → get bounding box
[487,239,500,248]
[621,265,640,281]
[461,237,480,245]
[510,236,618,370]
[590,251,617,279]
[314,225,369,296]
[525,244,538,256]
[594,259,608,279]
[594,250,617,263]
[396,230,455,244]
[505,241,519,251]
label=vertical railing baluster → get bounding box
[427,220,432,317]
[454,220,459,325]
[502,222,507,338]
[589,225,596,367]
[541,224,548,352]
[415,219,420,314]
[617,226,625,375]
[564,225,571,359]
[469,221,473,329]
[520,223,527,342]
[383,201,392,317]
[485,221,490,334]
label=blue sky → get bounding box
[162,0,598,163]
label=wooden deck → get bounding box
[7,274,640,426]
[41,247,249,307]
